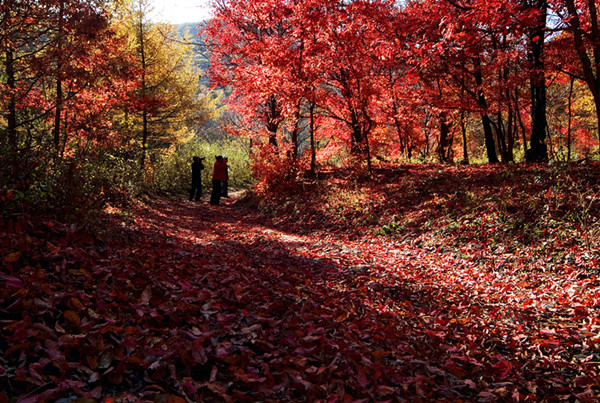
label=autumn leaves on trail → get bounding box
[1,166,600,401]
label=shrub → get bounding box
[250,143,306,199]
[0,144,143,221]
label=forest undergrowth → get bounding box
[1,162,600,402]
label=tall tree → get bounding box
[204,0,295,148]
[525,0,549,162]
[397,0,548,163]
[1,0,43,156]
[1,0,138,160]
[205,0,397,170]
[557,0,600,155]
[121,0,210,169]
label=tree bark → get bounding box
[5,49,17,152]
[481,114,499,163]
[438,116,453,163]
[564,0,600,156]
[53,0,65,156]
[460,111,469,164]
[309,101,316,174]
[265,95,281,147]
[526,0,548,162]
[567,76,574,161]
[473,57,499,163]
[138,8,148,169]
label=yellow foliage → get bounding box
[111,0,214,157]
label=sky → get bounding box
[150,0,213,24]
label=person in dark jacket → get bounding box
[189,156,204,201]
[210,156,227,205]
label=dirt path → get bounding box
[2,193,598,401]
[120,194,599,401]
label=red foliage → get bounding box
[250,143,304,197]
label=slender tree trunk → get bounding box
[266,95,280,147]
[473,57,499,163]
[438,116,452,163]
[141,109,148,168]
[53,0,65,156]
[362,107,373,173]
[393,115,406,155]
[567,76,574,161]
[364,131,372,173]
[460,111,469,164]
[138,12,148,169]
[390,97,409,157]
[54,79,63,154]
[502,63,515,162]
[515,89,528,154]
[481,114,499,163]
[60,111,70,159]
[521,0,549,162]
[506,109,514,162]
[309,101,316,174]
[594,97,600,157]
[349,107,363,154]
[291,103,302,157]
[564,0,600,156]
[495,111,509,162]
[5,49,17,152]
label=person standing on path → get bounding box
[221,156,229,198]
[189,156,205,201]
[210,156,227,205]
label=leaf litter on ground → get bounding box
[1,163,600,402]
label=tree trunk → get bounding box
[53,0,65,156]
[266,95,280,147]
[438,117,453,163]
[141,109,148,169]
[460,111,469,164]
[481,114,499,163]
[494,112,508,162]
[564,0,600,156]
[515,89,528,154]
[291,103,302,158]
[393,115,406,156]
[138,10,148,170]
[5,49,17,153]
[567,76,574,161]
[309,101,316,174]
[526,2,549,163]
[505,109,515,162]
[473,57,499,163]
[53,79,63,155]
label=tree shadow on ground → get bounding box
[113,195,594,401]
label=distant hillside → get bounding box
[177,21,205,38]
[176,21,211,85]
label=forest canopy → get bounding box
[203,0,600,173]
[2,0,600,212]
[0,0,217,216]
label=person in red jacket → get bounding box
[221,156,229,197]
[210,156,227,205]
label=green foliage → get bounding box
[0,144,144,221]
[151,132,253,195]
[377,215,405,236]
